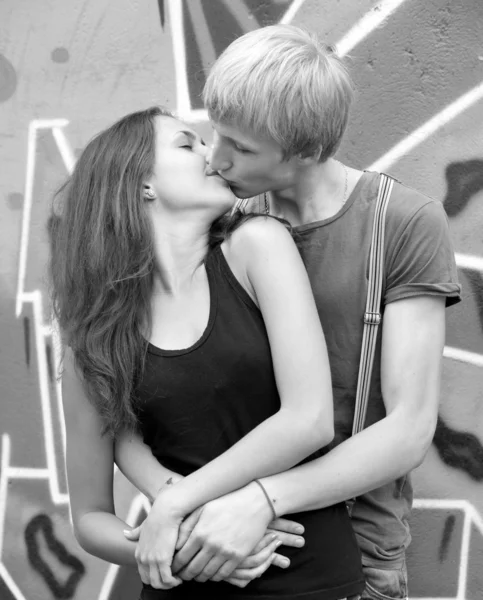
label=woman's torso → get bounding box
[134,244,364,599]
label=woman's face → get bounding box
[149,116,236,219]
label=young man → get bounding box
[121,25,461,599]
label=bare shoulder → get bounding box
[223,215,293,262]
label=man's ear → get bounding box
[297,145,323,166]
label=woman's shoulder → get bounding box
[223,214,293,260]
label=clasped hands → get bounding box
[124,482,304,590]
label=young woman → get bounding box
[49,106,364,599]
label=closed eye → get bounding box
[234,145,251,154]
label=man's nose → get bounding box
[209,144,232,173]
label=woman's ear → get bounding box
[143,184,156,201]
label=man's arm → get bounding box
[260,295,444,513]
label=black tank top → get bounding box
[135,245,364,600]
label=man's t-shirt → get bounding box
[244,170,461,568]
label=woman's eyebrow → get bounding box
[173,130,197,143]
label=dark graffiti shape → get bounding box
[46,342,54,383]
[23,316,30,367]
[0,53,17,102]
[158,0,165,28]
[464,269,483,334]
[438,514,456,563]
[24,514,85,599]
[433,416,483,481]
[6,191,23,210]
[443,159,483,217]
[51,47,70,64]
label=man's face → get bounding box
[209,121,298,199]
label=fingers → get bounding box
[238,538,282,570]
[270,552,291,570]
[250,532,278,555]
[177,548,214,581]
[226,552,276,584]
[123,525,141,541]
[193,556,226,583]
[268,518,304,535]
[266,528,305,549]
[159,564,182,588]
[176,509,202,551]
[225,576,249,588]
[172,535,202,574]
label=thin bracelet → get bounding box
[254,479,277,520]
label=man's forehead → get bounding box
[211,120,279,151]
[211,121,259,144]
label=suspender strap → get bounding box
[352,174,394,436]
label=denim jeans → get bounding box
[358,561,408,600]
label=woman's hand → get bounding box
[132,489,185,589]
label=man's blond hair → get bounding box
[204,25,354,162]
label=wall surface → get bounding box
[0,1,482,599]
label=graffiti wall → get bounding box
[0,1,482,598]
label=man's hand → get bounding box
[171,483,304,583]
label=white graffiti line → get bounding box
[0,437,37,599]
[168,0,191,118]
[368,80,483,172]
[15,119,72,318]
[336,0,408,57]
[52,127,76,173]
[6,468,50,479]
[458,510,471,600]
[97,493,151,600]
[455,252,483,273]
[280,0,308,25]
[443,346,483,369]
[0,435,11,558]
[0,563,27,600]
[51,317,66,454]
[13,120,74,508]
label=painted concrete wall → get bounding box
[0,1,482,598]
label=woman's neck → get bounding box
[151,219,211,295]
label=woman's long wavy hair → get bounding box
[49,106,175,437]
[49,105,265,437]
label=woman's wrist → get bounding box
[152,477,188,518]
[151,475,184,502]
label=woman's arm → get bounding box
[115,431,183,503]
[152,217,333,517]
[62,346,137,565]
[62,346,181,587]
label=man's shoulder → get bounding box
[383,174,445,225]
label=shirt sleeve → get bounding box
[384,197,462,306]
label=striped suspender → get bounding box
[351,174,394,437]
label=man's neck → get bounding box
[269,159,360,227]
